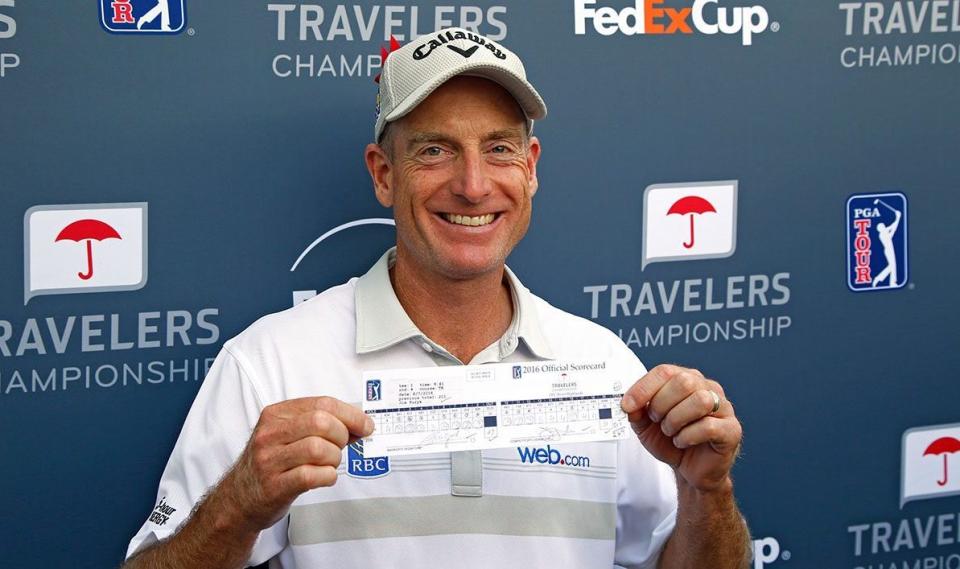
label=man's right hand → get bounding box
[222,396,375,533]
[122,397,374,569]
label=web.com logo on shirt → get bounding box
[517,445,592,468]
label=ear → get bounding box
[364,142,394,207]
[526,136,542,197]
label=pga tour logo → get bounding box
[642,180,737,270]
[846,192,908,292]
[366,380,381,401]
[23,203,147,304]
[901,423,960,507]
[99,0,186,34]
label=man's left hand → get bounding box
[620,364,742,492]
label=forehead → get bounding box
[395,75,526,136]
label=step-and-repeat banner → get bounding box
[1,1,958,568]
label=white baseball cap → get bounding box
[374,27,548,142]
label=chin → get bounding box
[434,250,507,280]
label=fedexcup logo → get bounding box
[574,0,775,46]
[752,537,790,568]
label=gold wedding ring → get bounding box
[709,391,721,415]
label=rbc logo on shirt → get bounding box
[99,0,186,34]
[346,440,390,478]
[846,192,908,292]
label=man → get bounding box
[124,27,748,569]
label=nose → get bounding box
[450,148,491,203]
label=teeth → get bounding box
[444,213,495,227]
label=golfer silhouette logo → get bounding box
[99,0,186,34]
[137,0,171,31]
[846,192,908,292]
[871,198,902,288]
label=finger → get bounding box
[627,409,654,432]
[278,464,339,497]
[621,364,687,414]
[659,389,728,438]
[275,436,343,472]
[671,416,742,453]
[647,368,707,423]
[313,397,375,438]
[266,397,375,437]
[287,410,352,448]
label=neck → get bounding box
[390,249,513,364]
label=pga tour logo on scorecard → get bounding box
[366,380,381,401]
[23,203,148,304]
[642,180,737,270]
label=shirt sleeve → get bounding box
[125,344,287,566]
[612,345,679,569]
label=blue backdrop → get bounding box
[1,1,958,568]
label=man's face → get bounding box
[366,76,541,281]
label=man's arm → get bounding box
[656,478,750,569]
[123,397,374,569]
[122,480,259,569]
[889,210,902,234]
[622,365,750,569]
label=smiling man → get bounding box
[123,28,749,569]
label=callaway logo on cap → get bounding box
[374,27,547,141]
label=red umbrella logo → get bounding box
[667,196,716,249]
[925,436,960,486]
[55,219,122,281]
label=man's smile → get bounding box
[439,212,499,227]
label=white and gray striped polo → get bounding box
[126,248,677,568]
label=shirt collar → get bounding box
[354,248,554,359]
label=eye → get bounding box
[422,146,444,156]
[492,145,509,153]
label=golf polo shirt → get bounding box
[126,248,678,568]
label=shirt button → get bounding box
[421,342,433,353]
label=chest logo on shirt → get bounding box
[347,439,390,478]
[517,445,592,468]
